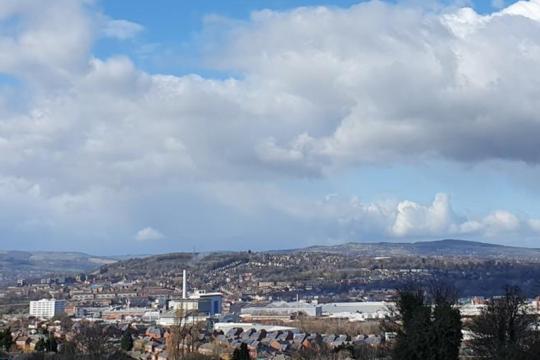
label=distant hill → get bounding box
[5,239,540,286]
[97,239,540,277]
[94,239,540,282]
[0,250,121,285]
[91,239,540,297]
[295,239,540,258]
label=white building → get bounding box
[157,311,208,326]
[240,301,323,319]
[168,290,223,316]
[321,301,392,321]
[168,299,199,312]
[29,299,66,319]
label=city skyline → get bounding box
[1,0,540,254]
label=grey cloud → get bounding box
[6,1,540,186]
[1,1,540,250]
[203,1,540,170]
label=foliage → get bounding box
[34,338,46,352]
[390,283,462,360]
[57,340,77,357]
[43,334,58,353]
[0,327,13,352]
[55,315,74,331]
[232,343,250,360]
[120,331,133,352]
[57,321,130,359]
[468,285,540,360]
[75,322,112,358]
[349,344,390,360]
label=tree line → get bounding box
[291,283,540,360]
[390,283,540,360]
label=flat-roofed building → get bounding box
[169,290,223,316]
[168,298,199,313]
[240,301,322,321]
[320,302,392,321]
[195,292,223,316]
[29,299,66,319]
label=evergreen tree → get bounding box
[430,284,463,360]
[391,283,462,360]
[232,343,250,360]
[34,338,46,352]
[0,327,12,352]
[120,331,133,351]
[45,334,58,352]
[431,302,462,360]
[392,287,431,360]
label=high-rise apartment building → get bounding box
[29,298,66,319]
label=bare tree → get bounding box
[167,308,206,360]
[468,285,540,360]
[75,322,114,359]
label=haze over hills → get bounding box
[296,239,540,258]
[0,251,120,285]
[90,238,540,298]
[95,238,540,280]
[2,239,540,286]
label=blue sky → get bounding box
[0,0,539,254]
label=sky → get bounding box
[1,0,540,254]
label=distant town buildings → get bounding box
[0,251,535,360]
[29,298,66,319]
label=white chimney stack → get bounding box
[182,269,187,299]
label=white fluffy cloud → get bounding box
[6,0,540,185]
[303,192,540,241]
[199,1,540,172]
[0,0,92,86]
[1,0,540,250]
[391,194,456,237]
[202,183,540,243]
[135,227,165,242]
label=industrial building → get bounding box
[160,270,223,326]
[168,270,223,316]
[239,301,393,322]
[168,290,223,316]
[321,301,392,321]
[240,301,322,321]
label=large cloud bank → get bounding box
[1,0,540,251]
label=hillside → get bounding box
[0,251,119,285]
[98,239,540,278]
[7,240,540,292]
[90,239,540,297]
[297,239,540,258]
